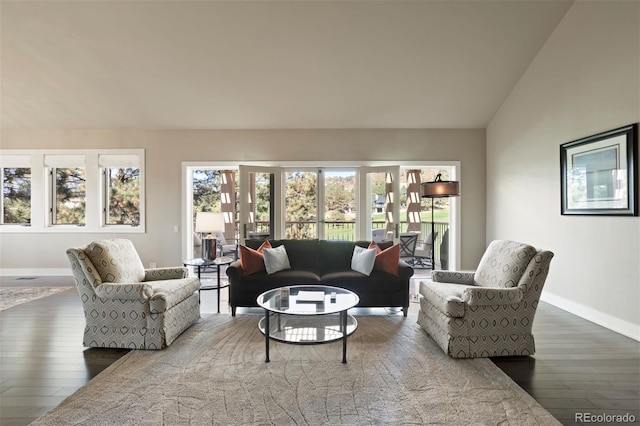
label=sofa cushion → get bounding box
[264,240,320,271]
[318,240,375,273]
[369,242,400,276]
[475,240,537,288]
[351,245,376,276]
[263,245,291,275]
[85,239,145,283]
[419,280,467,318]
[321,268,404,285]
[239,240,271,276]
[240,269,321,287]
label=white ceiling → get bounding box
[1,0,574,130]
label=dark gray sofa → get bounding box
[226,239,414,317]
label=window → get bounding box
[1,155,32,225]
[100,154,141,226]
[53,167,86,225]
[46,155,86,225]
[0,149,144,233]
[186,161,459,269]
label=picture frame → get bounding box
[560,123,638,216]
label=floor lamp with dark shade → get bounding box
[421,173,460,270]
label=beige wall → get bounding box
[0,128,486,273]
[487,1,640,339]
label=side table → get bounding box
[183,256,234,313]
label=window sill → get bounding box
[0,225,146,234]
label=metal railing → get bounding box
[250,220,450,261]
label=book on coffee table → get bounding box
[296,291,325,303]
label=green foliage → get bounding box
[325,176,355,217]
[193,170,222,215]
[254,173,271,222]
[107,168,140,225]
[285,172,317,239]
[55,168,86,224]
[2,168,31,224]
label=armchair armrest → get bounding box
[94,282,153,300]
[144,267,188,281]
[431,271,475,285]
[462,286,523,306]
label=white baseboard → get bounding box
[0,268,71,277]
[541,291,640,342]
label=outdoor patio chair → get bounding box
[399,232,419,264]
[413,231,437,269]
[371,228,387,243]
[212,231,239,259]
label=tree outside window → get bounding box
[2,167,31,224]
[106,167,140,225]
[285,171,317,239]
[54,167,86,225]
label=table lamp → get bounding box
[195,212,225,260]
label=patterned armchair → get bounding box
[67,239,200,349]
[417,240,554,358]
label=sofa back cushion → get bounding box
[369,242,400,276]
[85,239,145,283]
[239,240,271,276]
[475,240,537,288]
[319,240,382,273]
[248,239,321,272]
[263,245,292,274]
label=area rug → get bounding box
[32,314,560,425]
[0,287,72,311]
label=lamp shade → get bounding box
[421,179,460,198]
[195,212,225,233]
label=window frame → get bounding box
[100,154,143,227]
[1,155,32,226]
[0,149,145,233]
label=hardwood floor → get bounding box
[492,305,640,425]
[1,275,638,426]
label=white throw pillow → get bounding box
[351,245,376,276]
[263,245,291,275]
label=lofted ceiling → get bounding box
[1,0,574,130]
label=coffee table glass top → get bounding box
[183,256,234,267]
[257,285,359,316]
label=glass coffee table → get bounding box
[257,285,359,363]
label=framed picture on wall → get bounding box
[560,123,638,216]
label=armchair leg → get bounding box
[231,306,236,316]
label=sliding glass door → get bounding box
[238,165,282,244]
[359,166,400,242]
[321,169,357,241]
[284,169,318,239]
[282,168,358,241]
[185,162,458,269]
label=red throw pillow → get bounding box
[368,241,400,276]
[239,240,272,276]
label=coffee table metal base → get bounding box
[259,311,357,363]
